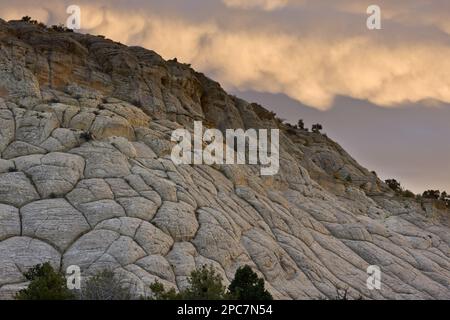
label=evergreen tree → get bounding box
[15,263,74,300]
[228,265,273,300]
[149,265,227,300]
[183,265,227,300]
[385,179,402,193]
[312,123,323,133]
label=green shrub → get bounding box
[50,24,73,32]
[149,281,181,300]
[150,265,273,301]
[183,265,227,300]
[78,270,132,300]
[440,191,450,208]
[422,190,441,200]
[385,179,402,193]
[149,265,227,300]
[402,190,415,198]
[228,265,273,300]
[312,123,323,133]
[80,131,94,141]
[15,263,74,300]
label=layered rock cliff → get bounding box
[0,19,449,299]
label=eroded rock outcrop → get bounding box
[0,19,449,300]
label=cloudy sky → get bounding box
[1,0,449,193]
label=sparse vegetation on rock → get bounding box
[150,265,227,300]
[422,190,450,209]
[385,179,402,193]
[422,190,441,200]
[312,123,323,133]
[14,263,74,300]
[77,270,132,300]
[149,265,272,301]
[384,179,449,209]
[20,16,73,32]
[79,131,94,141]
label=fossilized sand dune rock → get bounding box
[0,19,449,300]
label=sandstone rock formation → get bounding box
[0,19,449,299]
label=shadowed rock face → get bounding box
[0,19,449,300]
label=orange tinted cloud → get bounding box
[1,0,450,110]
[222,0,291,10]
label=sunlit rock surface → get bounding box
[0,19,449,300]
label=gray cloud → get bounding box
[1,0,450,110]
[237,91,450,193]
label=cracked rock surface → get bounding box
[0,19,449,300]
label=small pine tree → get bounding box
[385,179,402,193]
[422,190,440,200]
[15,262,74,300]
[228,265,273,300]
[149,281,181,300]
[149,265,227,300]
[183,265,227,300]
[311,124,323,133]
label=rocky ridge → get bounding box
[0,19,449,299]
